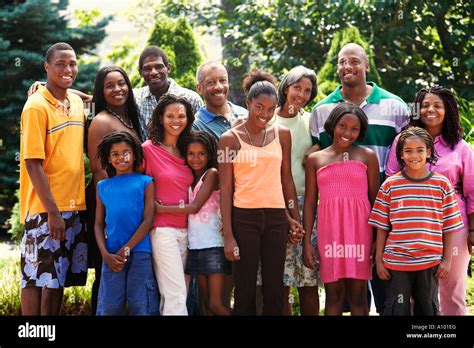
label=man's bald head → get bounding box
[338,43,368,63]
[337,43,370,87]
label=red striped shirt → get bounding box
[369,171,463,271]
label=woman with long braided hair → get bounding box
[385,85,474,315]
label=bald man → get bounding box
[309,43,410,315]
[310,43,409,173]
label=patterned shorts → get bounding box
[20,211,88,289]
[257,196,319,287]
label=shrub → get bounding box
[0,257,94,316]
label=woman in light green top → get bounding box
[272,66,319,315]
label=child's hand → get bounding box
[376,260,391,280]
[116,246,130,263]
[154,200,163,213]
[27,81,45,97]
[287,218,305,244]
[435,259,451,279]
[224,236,240,262]
[103,252,126,272]
[302,242,317,270]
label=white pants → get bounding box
[150,227,190,315]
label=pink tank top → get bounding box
[231,126,285,209]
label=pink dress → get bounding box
[316,160,373,283]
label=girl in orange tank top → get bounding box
[218,69,303,315]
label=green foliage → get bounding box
[0,0,109,228]
[289,286,301,316]
[0,257,21,315]
[0,257,94,315]
[105,38,143,87]
[6,189,23,242]
[157,0,472,102]
[317,26,382,101]
[147,16,201,90]
[458,97,474,144]
[467,256,474,314]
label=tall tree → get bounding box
[0,0,109,228]
[155,0,472,102]
[132,0,249,105]
[146,17,202,90]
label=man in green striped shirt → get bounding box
[310,43,410,182]
[309,43,410,315]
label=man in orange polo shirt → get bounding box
[19,42,87,315]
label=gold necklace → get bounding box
[106,107,133,130]
[243,123,267,147]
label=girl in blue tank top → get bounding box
[94,131,158,315]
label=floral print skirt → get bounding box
[20,211,88,289]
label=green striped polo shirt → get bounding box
[310,82,410,181]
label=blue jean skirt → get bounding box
[185,247,231,276]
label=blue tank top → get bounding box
[97,173,153,253]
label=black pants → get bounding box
[232,207,287,315]
[383,266,439,316]
[85,181,102,315]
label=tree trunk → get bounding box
[220,0,248,107]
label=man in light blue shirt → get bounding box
[193,61,247,141]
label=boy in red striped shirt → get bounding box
[369,127,463,315]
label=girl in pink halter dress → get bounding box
[316,160,372,283]
[303,103,380,315]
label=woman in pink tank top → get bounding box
[218,69,303,315]
[141,94,195,315]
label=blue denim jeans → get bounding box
[97,252,159,315]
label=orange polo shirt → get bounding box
[19,85,86,223]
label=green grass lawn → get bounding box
[1,255,473,315]
[0,257,95,316]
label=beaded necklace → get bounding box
[106,107,133,130]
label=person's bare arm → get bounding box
[94,189,125,272]
[279,127,300,221]
[70,89,93,103]
[302,153,318,270]
[27,81,92,102]
[302,143,321,168]
[25,159,65,240]
[375,228,391,280]
[365,148,381,206]
[435,231,454,279]
[88,116,114,185]
[279,127,304,245]
[218,132,240,261]
[155,169,218,214]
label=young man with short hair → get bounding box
[19,42,88,315]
